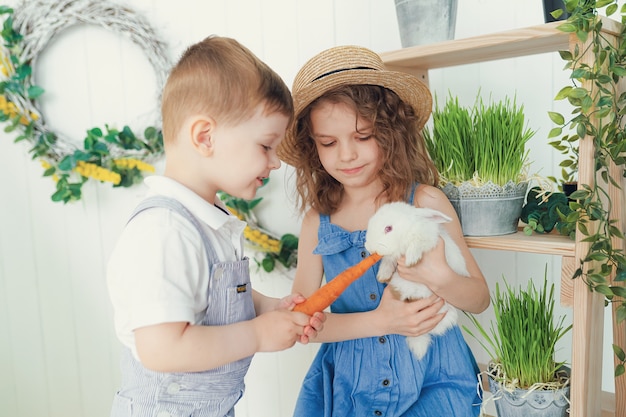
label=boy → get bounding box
[107,36,324,417]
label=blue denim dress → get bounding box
[293,190,482,417]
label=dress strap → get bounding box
[408,183,419,205]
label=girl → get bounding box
[277,45,490,417]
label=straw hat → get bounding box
[278,45,432,166]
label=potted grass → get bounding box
[424,92,535,236]
[463,266,572,417]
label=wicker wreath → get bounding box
[0,0,171,203]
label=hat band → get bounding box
[311,66,377,82]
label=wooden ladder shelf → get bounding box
[380,19,625,417]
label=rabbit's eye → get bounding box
[384,225,392,234]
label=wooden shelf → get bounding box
[380,21,567,70]
[464,230,575,256]
[379,18,621,72]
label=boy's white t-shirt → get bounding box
[107,175,247,359]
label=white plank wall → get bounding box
[0,1,618,416]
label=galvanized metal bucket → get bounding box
[488,368,571,417]
[441,181,529,236]
[394,0,458,47]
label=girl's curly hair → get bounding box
[291,84,438,214]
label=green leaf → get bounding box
[613,343,625,362]
[575,29,589,43]
[144,126,157,139]
[548,127,563,138]
[57,155,76,171]
[247,197,263,210]
[596,107,612,118]
[612,66,626,76]
[27,85,44,99]
[571,68,590,79]
[570,87,588,99]
[89,127,103,137]
[557,22,577,33]
[617,304,626,324]
[569,190,588,200]
[14,64,31,80]
[51,188,69,202]
[548,111,565,125]
[594,284,614,296]
[555,86,573,100]
[280,233,299,251]
[558,50,573,60]
[597,96,613,107]
[93,141,109,155]
[261,255,275,273]
[610,286,626,298]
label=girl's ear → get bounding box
[190,116,215,156]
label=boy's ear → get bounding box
[190,116,215,156]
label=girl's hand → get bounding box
[300,311,326,344]
[374,286,445,337]
[396,237,451,290]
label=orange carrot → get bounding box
[294,253,382,315]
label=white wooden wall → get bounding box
[0,1,618,416]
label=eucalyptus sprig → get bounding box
[218,187,298,273]
[547,0,626,377]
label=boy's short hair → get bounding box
[161,35,293,143]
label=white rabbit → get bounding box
[364,201,469,359]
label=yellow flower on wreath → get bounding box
[0,95,38,125]
[74,161,121,185]
[0,49,13,77]
[228,206,281,254]
[113,158,155,173]
[243,226,281,253]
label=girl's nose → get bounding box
[338,141,357,161]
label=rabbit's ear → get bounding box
[417,208,452,224]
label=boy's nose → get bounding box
[269,152,281,170]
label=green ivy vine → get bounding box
[548,0,626,376]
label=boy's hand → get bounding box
[252,310,313,352]
[275,293,327,344]
[277,293,307,310]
